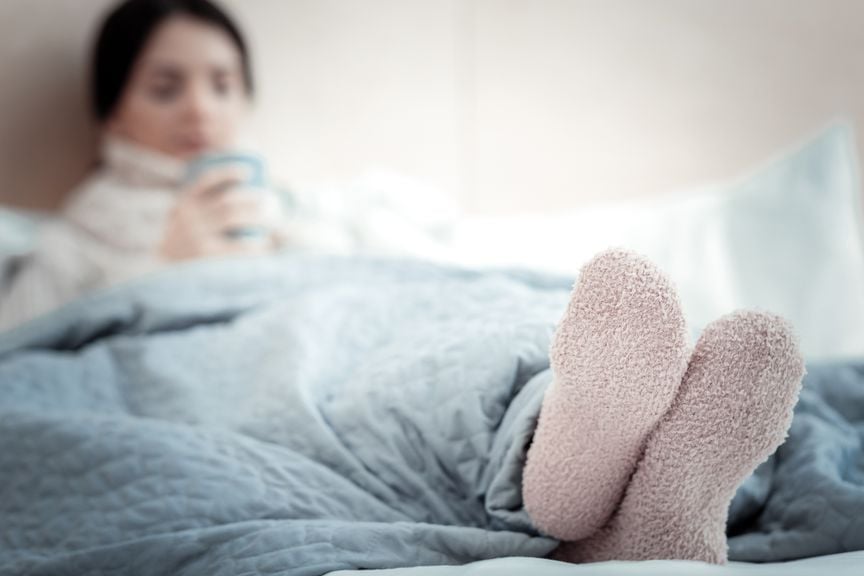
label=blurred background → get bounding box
[1,0,862,214]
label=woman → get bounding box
[0,0,805,567]
[0,0,285,331]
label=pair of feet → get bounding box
[522,249,805,564]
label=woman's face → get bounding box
[105,15,250,160]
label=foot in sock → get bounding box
[556,310,805,564]
[522,249,690,541]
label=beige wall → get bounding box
[1,0,863,214]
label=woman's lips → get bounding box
[177,137,211,155]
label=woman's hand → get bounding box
[157,166,285,262]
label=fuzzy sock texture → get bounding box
[556,310,806,564]
[523,249,690,541]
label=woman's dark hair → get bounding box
[91,0,254,121]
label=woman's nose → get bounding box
[181,83,216,121]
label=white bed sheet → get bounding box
[330,550,864,575]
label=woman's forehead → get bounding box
[137,15,241,74]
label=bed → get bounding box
[1,124,863,575]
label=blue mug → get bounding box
[184,152,269,239]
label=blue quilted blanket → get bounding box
[0,255,861,574]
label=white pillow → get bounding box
[448,122,864,361]
[0,207,48,258]
[282,170,461,260]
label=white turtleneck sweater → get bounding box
[0,137,194,332]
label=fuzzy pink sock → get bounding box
[556,310,805,564]
[522,249,690,541]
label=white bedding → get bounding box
[331,551,864,575]
[446,122,864,361]
[0,206,45,258]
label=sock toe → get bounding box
[523,249,690,541]
[558,310,805,564]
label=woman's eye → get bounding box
[149,84,179,101]
[213,78,232,97]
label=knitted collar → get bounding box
[100,136,187,188]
